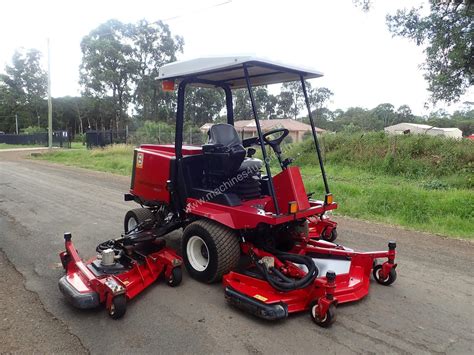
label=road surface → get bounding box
[0,150,472,354]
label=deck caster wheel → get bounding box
[310,303,336,328]
[108,295,127,320]
[322,228,337,242]
[167,267,182,287]
[373,264,397,286]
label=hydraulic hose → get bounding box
[254,250,318,292]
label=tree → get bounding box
[276,91,294,118]
[184,87,225,125]
[0,48,48,131]
[80,19,184,127]
[309,87,333,111]
[80,19,134,130]
[372,103,396,127]
[280,81,305,119]
[396,104,415,123]
[263,93,279,119]
[233,86,275,120]
[129,19,183,121]
[233,89,252,120]
[387,1,473,103]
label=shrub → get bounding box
[287,132,474,185]
[22,126,46,134]
[130,121,175,145]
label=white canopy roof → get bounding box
[158,56,323,89]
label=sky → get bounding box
[0,0,472,116]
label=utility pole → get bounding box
[47,38,52,149]
[15,113,18,134]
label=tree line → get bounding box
[1,0,472,136]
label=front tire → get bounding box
[182,220,240,283]
[124,208,155,233]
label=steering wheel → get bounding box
[262,128,289,154]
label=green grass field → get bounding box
[33,141,474,239]
[0,143,46,149]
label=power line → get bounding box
[160,0,232,22]
[83,0,233,38]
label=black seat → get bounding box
[202,123,246,176]
[202,124,264,201]
[202,124,264,176]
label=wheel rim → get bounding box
[376,269,389,282]
[312,305,327,323]
[127,217,138,232]
[187,235,210,272]
[109,304,115,315]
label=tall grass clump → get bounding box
[290,132,473,188]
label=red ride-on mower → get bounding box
[123,56,398,326]
[58,219,183,319]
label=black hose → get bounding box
[254,250,318,292]
[96,240,116,253]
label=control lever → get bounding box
[247,147,256,158]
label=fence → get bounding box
[0,131,71,148]
[86,130,128,149]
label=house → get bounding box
[384,123,462,139]
[200,119,325,143]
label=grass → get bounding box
[300,164,473,239]
[0,143,46,149]
[33,139,474,239]
[34,144,134,175]
[70,142,87,149]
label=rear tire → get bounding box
[124,208,155,233]
[182,220,240,283]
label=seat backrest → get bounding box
[203,123,245,179]
[208,123,242,147]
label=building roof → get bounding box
[233,119,325,132]
[386,123,433,130]
[385,123,461,133]
[435,127,462,132]
[158,56,323,89]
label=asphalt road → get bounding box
[0,150,473,354]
